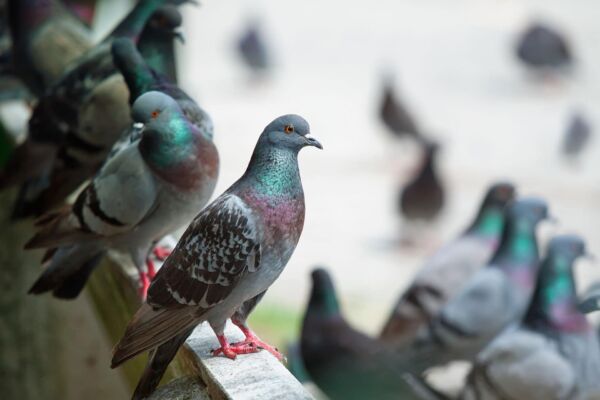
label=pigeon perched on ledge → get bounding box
[26,91,219,299]
[111,114,321,400]
[461,235,600,400]
[381,182,516,345]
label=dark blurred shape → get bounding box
[139,4,184,83]
[399,141,444,223]
[379,76,420,140]
[381,182,515,344]
[578,282,600,314]
[63,0,97,27]
[562,111,591,159]
[0,116,15,168]
[515,22,572,73]
[300,268,426,400]
[7,0,93,96]
[236,20,270,75]
[0,0,175,219]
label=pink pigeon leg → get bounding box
[153,246,172,261]
[138,270,150,299]
[231,319,285,361]
[212,334,260,359]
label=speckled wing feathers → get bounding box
[148,194,261,309]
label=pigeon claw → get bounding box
[231,337,285,362]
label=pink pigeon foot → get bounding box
[231,322,285,361]
[138,270,150,299]
[212,334,260,359]
[153,246,172,261]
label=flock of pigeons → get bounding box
[0,1,598,400]
[294,16,600,400]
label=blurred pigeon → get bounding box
[562,111,591,159]
[461,235,600,400]
[110,115,321,400]
[7,0,93,96]
[396,198,549,374]
[26,91,219,299]
[0,0,173,218]
[381,182,516,345]
[236,20,270,75]
[399,141,445,223]
[579,282,600,314]
[301,268,434,400]
[138,5,184,83]
[379,77,420,139]
[515,22,572,74]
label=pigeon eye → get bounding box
[284,125,294,134]
[151,110,160,119]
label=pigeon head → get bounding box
[546,235,589,264]
[132,90,180,126]
[258,114,322,152]
[508,197,549,225]
[483,182,516,208]
[146,5,184,42]
[308,268,340,317]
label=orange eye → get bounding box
[284,125,294,134]
[151,110,160,119]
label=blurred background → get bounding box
[2,0,600,398]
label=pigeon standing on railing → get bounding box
[461,235,600,400]
[301,268,430,400]
[515,22,573,76]
[0,0,174,218]
[26,91,219,299]
[396,198,550,374]
[7,0,93,96]
[111,114,321,400]
[381,182,516,345]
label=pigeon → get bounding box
[562,111,592,159]
[7,0,93,96]
[301,268,434,400]
[110,114,321,400]
[461,235,600,400]
[381,182,516,345]
[515,22,573,74]
[395,198,550,374]
[138,5,184,84]
[25,90,219,300]
[0,0,174,218]
[379,76,420,139]
[236,20,270,75]
[399,141,445,224]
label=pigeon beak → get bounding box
[304,135,323,150]
[173,31,185,44]
[131,122,144,142]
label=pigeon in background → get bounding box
[399,141,445,225]
[562,111,592,159]
[26,91,219,299]
[395,198,550,374]
[7,0,93,96]
[461,235,600,400]
[515,21,573,75]
[236,19,270,76]
[111,115,321,400]
[381,182,516,345]
[579,282,600,314]
[0,0,174,218]
[301,268,434,400]
[379,76,421,140]
[138,5,184,84]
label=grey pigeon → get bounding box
[515,22,573,74]
[399,140,445,224]
[381,182,516,345]
[396,198,550,374]
[301,268,433,400]
[461,235,600,400]
[562,111,592,159]
[0,0,176,218]
[379,76,421,140]
[7,0,93,96]
[111,114,321,400]
[236,20,270,75]
[26,91,219,299]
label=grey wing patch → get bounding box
[148,194,261,310]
